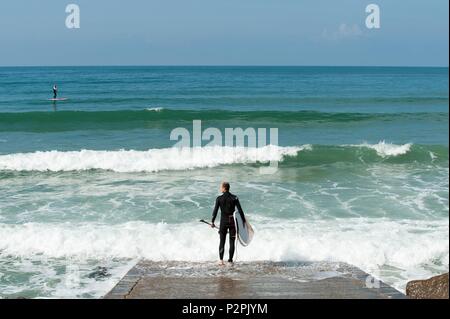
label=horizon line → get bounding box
[0,64,448,68]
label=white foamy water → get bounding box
[0,218,448,293]
[356,141,412,157]
[0,145,304,172]
[146,107,164,112]
[0,142,416,174]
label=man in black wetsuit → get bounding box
[211,182,246,265]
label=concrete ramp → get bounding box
[104,261,406,299]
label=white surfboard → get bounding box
[48,98,68,101]
[233,211,254,246]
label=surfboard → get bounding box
[233,211,254,246]
[48,98,68,101]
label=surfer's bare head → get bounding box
[221,182,230,193]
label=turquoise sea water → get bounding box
[0,66,448,298]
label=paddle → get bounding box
[199,219,217,229]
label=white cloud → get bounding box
[322,23,363,41]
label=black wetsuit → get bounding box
[53,87,57,99]
[212,191,246,262]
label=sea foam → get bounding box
[0,218,447,292]
[354,141,412,157]
[146,107,164,112]
[0,145,304,172]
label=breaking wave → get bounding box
[0,143,447,173]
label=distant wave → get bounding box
[0,109,446,132]
[146,107,164,112]
[1,95,447,107]
[0,143,447,173]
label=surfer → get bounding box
[52,84,58,99]
[211,182,246,265]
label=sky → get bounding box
[0,0,448,66]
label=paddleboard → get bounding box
[48,98,68,101]
[233,211,254,246]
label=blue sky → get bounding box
[0,0,448,66]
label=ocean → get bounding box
[0,66,448,298]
